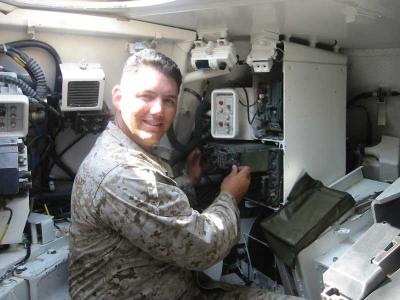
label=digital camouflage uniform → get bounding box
[69,122,303,300]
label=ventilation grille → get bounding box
[67,81,100,107]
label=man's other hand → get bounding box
[220,165,251,204]
[186,148,202,185]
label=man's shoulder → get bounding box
[74,125,170,199]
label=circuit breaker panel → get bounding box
[206,74,284,207]
[205,42,346,207]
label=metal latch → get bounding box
[372,235,400,275]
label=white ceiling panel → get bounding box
[2,0,400,49]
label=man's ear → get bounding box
[112,85,122,111]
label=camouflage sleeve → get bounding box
[174,171,197,207]
[95,165,240,271]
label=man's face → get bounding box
[113,66,178,149]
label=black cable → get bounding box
[6,40,63,94]
[28,134,52,174]
[48,134,86,175]
[31,136,55,178]
[239,87,254,126]
[25,56,48,98]
[49,146,76,180]
[315,40,338,52]
[0,75,36,97]
[6,40,62,65]
[16,238,31,267]
[183,87,202,102]
[250,107,258,125]
[0,46,48,99]
[347,89,400,147]
[347,91,374,107]
[167,91,210,155]
[0,207,13,243]
[349,105,373,145]
[0,65,35,88]
[0,235,30,284]
[59,134,86,158]
[347,90,400,107]
[27,134,52,149]
[5,40,65,145]
[274,47,284,63]
[238,87,257,108]
[39,119,66,186]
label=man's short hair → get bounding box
[120,49,182,91]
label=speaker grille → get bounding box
[67,81,100,107]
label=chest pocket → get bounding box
[154,172,177,187]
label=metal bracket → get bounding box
[278,140,286,152]
[261,138,285,153]
[197,28,228,42]
[377,87,390,127]
[377,99,386,127]
[372,235,400,275]
[27,20,35,40]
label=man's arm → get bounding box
[95,165,240,271]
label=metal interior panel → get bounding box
[0,276,29,300]
[283,43,347,200]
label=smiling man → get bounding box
[115,60,178,149]
[68,49,302,300]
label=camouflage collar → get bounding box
[106,121,146,152]
[105,121,170,175]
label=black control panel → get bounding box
[203,142,283,207]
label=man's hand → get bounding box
[186,148,202,185]
[220,165,251,204]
